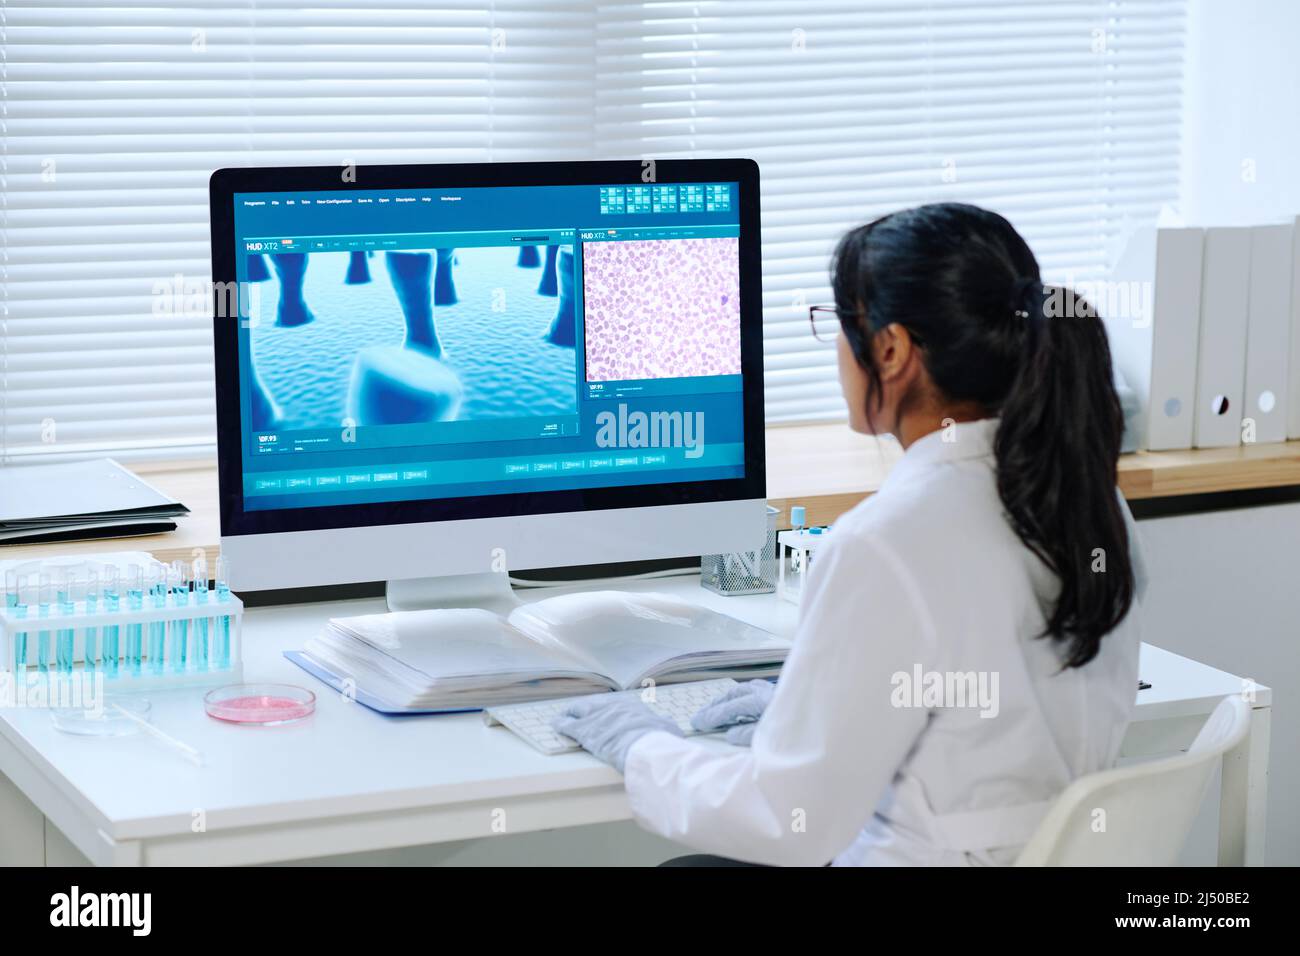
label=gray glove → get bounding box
[690,679,775,746]
[553,695,683,772]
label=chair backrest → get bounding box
[1016,696,1251,866]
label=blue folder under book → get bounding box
[284,650,479,716]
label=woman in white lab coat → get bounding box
[554,202,1146,866]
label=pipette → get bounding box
[109,703,204,767]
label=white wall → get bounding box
[1180,0,1300,224]
[1161,0,1300,867]
[1135,506,1298,865]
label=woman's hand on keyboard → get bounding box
[552,696,682,772]
[690,679,775,747]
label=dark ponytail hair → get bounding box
[830,203,1132,668]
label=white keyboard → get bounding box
[485,678,738,755]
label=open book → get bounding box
[291,590,790,713]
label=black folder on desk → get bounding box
[0,458,188,544]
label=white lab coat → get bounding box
[624,418,1145,866]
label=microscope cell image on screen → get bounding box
[583,236,741,383]
[245,246,577,433]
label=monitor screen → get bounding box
[228,179,746,514]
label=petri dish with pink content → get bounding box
[204,683,315,726]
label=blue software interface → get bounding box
[231,181,744,510]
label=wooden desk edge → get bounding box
[7,429,1300,563]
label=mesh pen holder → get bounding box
[701,505,779,596]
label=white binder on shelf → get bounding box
[1193,227,1253,449]
[1243,223,1294,444]
[1287,216,1300,440]
[1106,225,1204,450]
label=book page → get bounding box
[506,590,790,689]
[328,607,604,683]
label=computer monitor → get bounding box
[209,159,765,606]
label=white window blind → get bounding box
[0,1,595,463]
[596,0,1188,421]
[2,1,1187,460]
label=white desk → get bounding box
[0,577,1273,866]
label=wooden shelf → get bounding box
[7,426,1300,564]
[766,423,1300,528]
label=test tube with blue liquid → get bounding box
[102,565,121,677]
[169,560,190,673]
[83,569,100,672]
[215,555,232,669]
[5,570,26,675]
[147,564,166,674]
[37,573,52,675]
[125,564,144,675]
[55,568,77,675]
[790,505,806,533]
[192,555,210,671]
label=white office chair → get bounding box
[1016,695,1251,866]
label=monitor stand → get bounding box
[385,571,521,614]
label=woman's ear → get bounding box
[871,322,918,384]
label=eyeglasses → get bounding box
[809,304,927,350]
[808,304,850,343]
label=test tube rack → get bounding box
[776,526,832,606]
[1,554,244,692]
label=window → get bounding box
[0,0,1186,461]
[596,0,1188,420]
[0,1,594,462]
